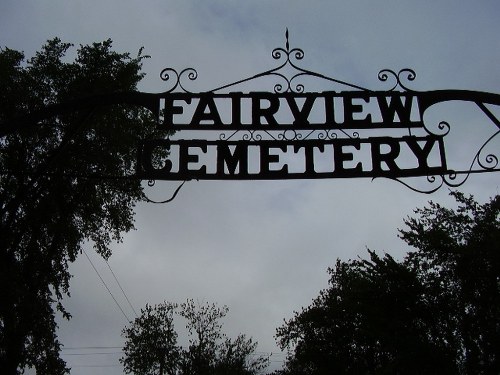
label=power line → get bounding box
[62,346,122,350]
[71,364,121,368]
[105,259,139,318]
[62,351,123,356]
[62,345,286,359]
[82,248,130,322]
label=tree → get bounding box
[401,191,500,373]
[275,192,500,374]
[121,299,269,375]
[0,39,169,374]
[121,303,180,375]
[179,299,229,375]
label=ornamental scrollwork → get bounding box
[160,67,198,93]
[378,69,417,92]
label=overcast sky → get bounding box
[1,1,499,373]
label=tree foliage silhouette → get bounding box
[121,302,180,375]
[121,299,269,375]
[275,192,500,374]
[0,39,169,374]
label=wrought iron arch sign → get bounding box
[2,30,499,194]
[137,30,500,193]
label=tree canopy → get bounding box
[0,39,169,374]
[121,299,269,375]
[275,192,500,374]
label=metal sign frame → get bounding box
[2,30,499,194]
[136,30,499,193]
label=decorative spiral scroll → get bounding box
[318,130,338,140]
[472,129,500,172]
[267,72,290,93]
[478,153,499,170]
[147,179,156,187]
[378,69,416,92]
[288,72,310,93]
[159,67,198,93]
[422,120,451,137]
[242,130,263,141]
[271,46,305,63]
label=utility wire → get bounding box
[62,351,123,356]
[82,248,130,322]
[62,346,123,350]
[71,364,121,368]
[105,259,139,318]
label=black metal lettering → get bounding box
[231,93,243,125]
[178,142,207,176]
[141,140,172,174]
[294,142,324,174]
[285,95,316,125]
[191,94,223,124]
[371,137,401,174]
[216,143,248,175]
[323,92,338,125]
[162,95,191,126]
[259,144,288,176]
[252,93,279,125]
[343,94,372,125]
[405,136,438,170]
[333,139,363,175]
[377,94,414,123]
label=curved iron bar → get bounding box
[386,176,445,194]
[463,129,500,174]
[143,180,188,204]
[384,162,500,194]
[384,175,445,194]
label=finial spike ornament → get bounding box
[285,28,290,52]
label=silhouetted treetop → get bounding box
[121,299,269,375]
[275,192,500,375]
